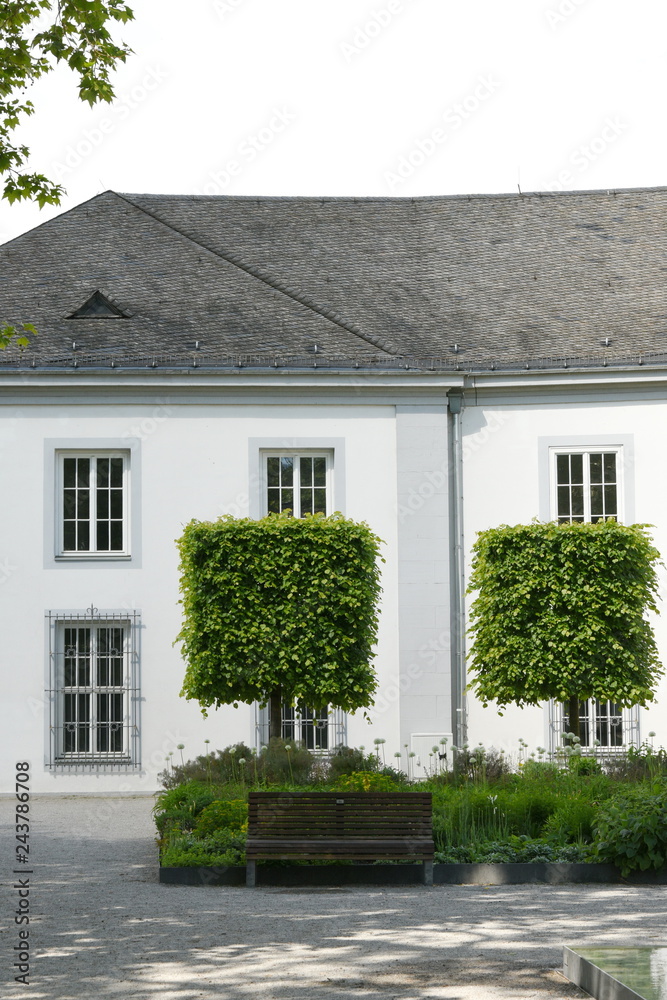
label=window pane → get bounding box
[97,458,109,487]
[557,485,571,520]
[63,458,76,488]
[313,488,327,514]
[63,521,76,551]
[110,520,123,551]
[109,458,123,488]
[589,453,603,484]
[570,454,583,483]
[300,488,313,516]
[313,457,327,486]
[110,490,123,519]
[571,485,584,519]
[77,522,90,551]
[556,454,570,484]
[267,489,280,513]
[267,457,280,487]
[604,484,617,518]
[300,457,313,487]
[97,489,109,518]
[97,522,109,551]
[281,488,293,513]
[590,485,603,520]
[280,457,294,485]
[604,453,617,481]
[76,459,90,488]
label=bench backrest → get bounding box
[248,791,432,840]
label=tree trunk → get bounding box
[269,687,282,741]
[567,694,580,743]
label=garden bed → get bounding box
[159,862,667,887]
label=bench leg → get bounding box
[422,860,433,886]
[246,860,257,888]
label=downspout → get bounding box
[447,389,467,747]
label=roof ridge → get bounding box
[116,193,399,357]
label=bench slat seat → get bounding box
[246,791,434,886]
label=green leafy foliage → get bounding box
[0,2,133,205]
[593,783,667,874]
[332,771,404,792]
[435,837,590,864]
[542,800,597,843]
[194,799,248,837]
[160,829,247,868]
[176,512,383,714]
[153,780,218,837]
[467,521,663,710]
[0,321,36,350]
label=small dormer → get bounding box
[68,290,129,319]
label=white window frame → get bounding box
[550,446,623,524]
[548,699,639,752]
[56,450,130,558]
[254,702,347,754]
[260,450,333,517]
[545,442,637,751]
[46,609,140,770]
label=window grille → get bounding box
[255,702,346,753]
[548,698,639,753]
[46,608,140,771]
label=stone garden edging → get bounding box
[158,862,667,887]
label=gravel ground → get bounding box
[1,796,666,1000]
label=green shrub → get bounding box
[593,784,667,874]
[160,828,247,868]
[327,745,379,778]
[452,745,512,784]
[542,800,597,843]
[568,755,602,777]
[603,742,667,782]
[153,780,219,837]
[158,743,256,789]
[435,836,590,864]
[194,799,248,837]
[258,738,314,784]
[332,771,403,792]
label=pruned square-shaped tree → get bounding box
[467,520,663,741]
[176,512,383,737]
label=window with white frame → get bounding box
[549,445,635,748]
[256,702,346,752]
[57,452,129,555]
[258,450,338,747]
[47,610,140,768]
[263,453,331,517]
[552,449,620,523]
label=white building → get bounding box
[2,187,666,793]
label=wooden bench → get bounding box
[246,791,434,887]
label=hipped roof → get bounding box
[2,187,667,371]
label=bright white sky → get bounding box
[2,0,665,243]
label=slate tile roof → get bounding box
[1,186,667,371]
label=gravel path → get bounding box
[2,796,666,999]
